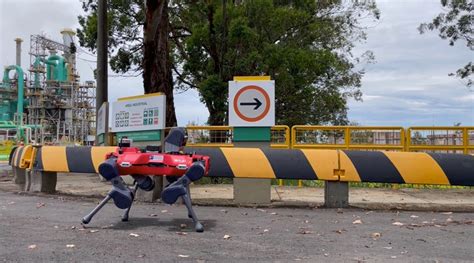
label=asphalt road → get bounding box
[0,191,473,262]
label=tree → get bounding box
[170,0,379,127]
[143,0,177,126]
[77,0,177,126]
[419,0,473,87]
[78,1,379,127]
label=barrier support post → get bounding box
[324,181,349,208]
[233,127,272,204]
[30,170,57,194]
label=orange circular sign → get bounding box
[233,85,271,122]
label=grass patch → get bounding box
[198,178,472,190]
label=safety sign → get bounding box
[111,93,166,132]
[228,79,275,127]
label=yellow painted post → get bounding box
[344,127,350,150]
[298,180,302,187]
[278,179,283,186]
[285,125,290,148]
[463,127,468,155]
[291,126,297,149]
[401,128,407,152]
[406,128,412,152]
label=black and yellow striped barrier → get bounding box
[338,151,474,186]
[10,145,35,169]
[9,146,474,187]
[188,148,474,186]
[33,146,117,173]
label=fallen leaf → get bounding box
[271,212,278,215]
[446,218,453,223]
[223,234,231,239]
[161,210,168,213]
[71,226,76,230]
[441,212,453,215]
[304,220,310,224]
[324,253,329,257]
[383,246,392,250]
[390,256,397,259]
[176,232,188,236]
[28,244,37,249]
[129,233,140,237]
[410,215,419,218]
[263,229,269,232]
[257,209,266,213]
[54,226,59,229]
[149,214,158,217]
[66,244,75,248]
[178,255,190,258]
[36,203,45,208]
[392,222,404,226]
[220,209,227,213]
[180,224,187,229]
[138,254,145,258]
[352,219,363,224]
[371,232,381,239]
[333,229,344,234]
[298,230,313,234]
[89,230,99,233]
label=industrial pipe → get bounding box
[14,38,23,67]
[2,65,25,141]
[44,55,67,82]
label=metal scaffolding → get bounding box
[25,32,96,144]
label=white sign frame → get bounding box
[110,93,166,132]
[229,80,275,127]
[96,102,108,135]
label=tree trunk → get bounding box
[143,0,177,127]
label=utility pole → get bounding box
[96,0,109,145]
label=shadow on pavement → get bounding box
[110,217,217,232]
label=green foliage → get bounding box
[77,0,145,74]
[78,1,380,126]
[171,0,379,126]
[419,0,473,87]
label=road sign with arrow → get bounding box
[229,79,275,127]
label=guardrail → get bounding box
[186,126,234,147]
[270,125,290,148]
[407,127,474,154]
[185,125,291,149]
[291,126,405,151]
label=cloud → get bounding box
[349,0,474,126]
[1,0,472,127]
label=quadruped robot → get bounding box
[81,128,210,232]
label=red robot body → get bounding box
[106,147,210,177]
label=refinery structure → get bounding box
[0,29,96,149]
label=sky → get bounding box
[0,0,472,127]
